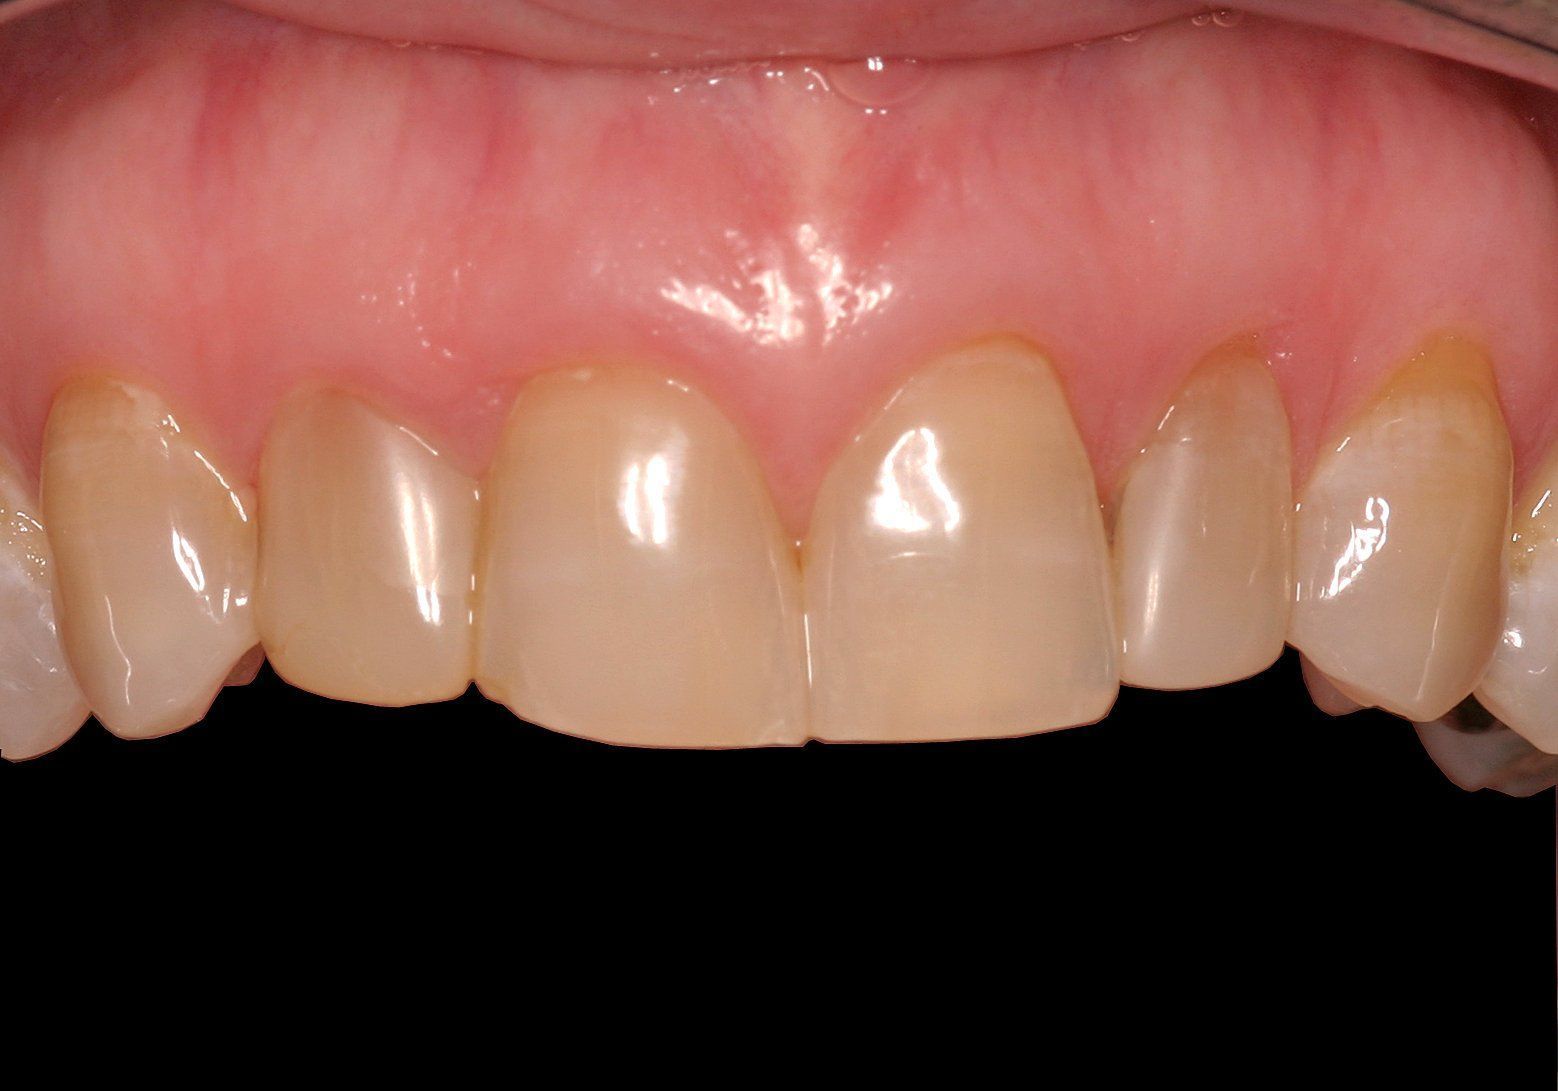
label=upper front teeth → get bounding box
[0,332,1551,786]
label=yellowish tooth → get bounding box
[804,338,1117,741]
[1112,349,1292,690]
[1476,447,1558,753]
[257,390,478,705]
[0,454,89,760]
[474,366,807,746]
[41,377,258,738]
[1288,337,1510,723]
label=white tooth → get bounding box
[0,453,89,760]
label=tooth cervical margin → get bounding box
[1475,447,1558,753]
[474,366,807,746]
[804,339,1117,741]
[257,390,479,705]
[0,454,88,760]
[41,377,259,738]
[1112,349,1292,690]
[1288,338,1511,723]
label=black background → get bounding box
[4,646,1553,1074]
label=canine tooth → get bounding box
[804,339,1117,741]
[0,454,88,760]
[41,377,258,738]
[1112,349,1291,690]
[1288,338,1509,723]
[1414,698,1558,797]
[475,366,807,746]
[257,391,478,705]
[1475,447,1558,753]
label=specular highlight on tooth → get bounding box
[804,338,1118,742]
[257,390,478,705]
[41,377,259,738]
[474,365,807,746]
[0,453,89,760]
[1288,337,1510,723]
[1475,446,1558,754]
[1112,348,1292,690]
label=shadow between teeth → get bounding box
[2,333,1555,779]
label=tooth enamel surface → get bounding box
[41,377,259,738]
[474,366,807,746]
[1475,447,1558,753]
[804,339,1117,741]
[0,454,89,760]
[1299,654,1365,717]
[257,390,478,705]
[1112,350,1292,690]
[1288,338,1511,723]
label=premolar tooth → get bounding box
[257,390,478,705]
[41,377,258,738]
[804,339,1117,741]
[1475,447,1558,753]
[1112,349,1292,690]
[1288,338,1510,723]
[475,366,807,746]
[0,454,88,760]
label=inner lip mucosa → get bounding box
[0,0,1555,775]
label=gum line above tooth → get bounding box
[5,332,1535,758]
[41,377,259,739]
[1288,338,1511,724]
[1112,348,1292,691]
[804,340,1117,741]
[257,389,479,707]
[0,453,88,760]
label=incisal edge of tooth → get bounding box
[1299,653,1364,717]
[1113,349,1292,690]
[1414,698,1558,797]
[42,377,259,738]
[1288,337,1510,723]
[804,338,1118,741]
[0,453,89,760]
[258,390,478,705]
[1475,446,1558,753]
[474,365,807,746]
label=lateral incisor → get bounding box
[803,338,1118,741]
[257,389,479,706]
[41,376,259,738]
[1112,347,1293,690]
[474,365,808,747]
[1288,336,1511,723]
